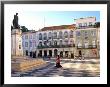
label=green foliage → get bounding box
[94,22,100,28]
[21,26,29,32]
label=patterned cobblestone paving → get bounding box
[12,58,100,77]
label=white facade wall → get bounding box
[37,29,75,58]
[37,29,75,46]
[75,17,96,27]
[22,32,37,56]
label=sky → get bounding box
[5,4,100,31]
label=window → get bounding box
[70,30,73,38]
[44,33,47,40]
[54,40,57,46]
[39,33,42,40]
[85,37,88,39]
[84,41,89,48]
[65,40,68,45]
[77,42,82,47]
[91,30,96,36]
[29,41,32,47]
[79,23,82,27]
[44,41,47,46]
[34,41,36,47]
[19,45,21,49]
[33,34,35,39]
[48,32,52,39]
[59,40,62,45]
[89,22,92,26]
[59,31,62,39]
[84,23,87,27]
[25,42,28,47]
[64,31,68,38]
[25,35,28,39]
[92,40,96,47]
[76,31,81,36]
[92,40,96,45]
[30,35,32,39]
[48,41,52,46]
[84,31,88,39]
[85,31,88,36]
[39,42,42,46]
[70,40,74,45]
[53,32,57,39]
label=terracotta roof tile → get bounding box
[39,24,76,31]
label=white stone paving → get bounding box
[12,58,100,77]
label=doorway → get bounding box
[60,51,63,57]
[49,50,52,57]
[71,53,74,58]
[65,51,68,57]
[79,50,82,56]
[44,50,47,57]
[39,50,42,57]
[54,49,58,57]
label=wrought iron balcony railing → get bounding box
[77,45,97,49]
[37,44,75,49]
[77,25,96,29]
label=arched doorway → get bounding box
[60,51,63,57]
[39,50,42,57]
[49,50,52,57]
[30,51,32,57]
[79,50,82,57]
[71,53,74,58]
[44,50,47,57]
[65,51,68,57]
[54,49,58,57]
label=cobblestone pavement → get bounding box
[11,58,100,77]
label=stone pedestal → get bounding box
[11,29,23,56]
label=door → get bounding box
[49,50,52,57]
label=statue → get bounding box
[12,13,20,29]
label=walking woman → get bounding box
[55,55,62,68]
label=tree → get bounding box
[21,26,29,32]
[94,22,100,28]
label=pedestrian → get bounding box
[55,55,62,68]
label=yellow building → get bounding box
[75,17,100,58]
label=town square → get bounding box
[11,11,100,77]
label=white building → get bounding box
[21,17,100,58]
[37,24,76,58]
[22,31,37,56]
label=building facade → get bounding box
[22,31,37,56]
[37,25,76,58]
[75,17,100,58]
[21,17,100,59]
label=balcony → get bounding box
[37,44,75,49]
[77,45,97,49]
[77,25,95,29]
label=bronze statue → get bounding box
[12,13,20,29]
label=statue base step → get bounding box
[11,57,46,72]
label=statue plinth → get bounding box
[11,29,23,56]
